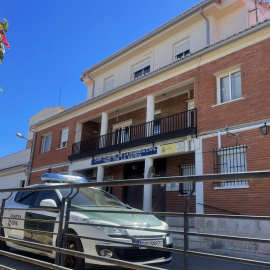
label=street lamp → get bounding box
[15,132,35,186]
[16,133,32,143]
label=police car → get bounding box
[0,173,172,269]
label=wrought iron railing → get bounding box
[70,109,197,160]
[213,145,249,188]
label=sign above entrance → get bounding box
[91,147,158,166]
[160,142,185,156]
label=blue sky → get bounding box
[0,0,201,158]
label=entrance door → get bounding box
[152,158,166,216]
[123,162,144,210]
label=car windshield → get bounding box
[59,188,126,208]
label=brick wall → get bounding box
[202,128,270,216]
[105,164,124,201]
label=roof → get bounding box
[82,0,215,76]
[32,19,270,129]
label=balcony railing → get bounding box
[69,109,197,161]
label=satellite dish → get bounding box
[147,166,156,178]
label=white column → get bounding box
[143,157,153,211]
[97,165,104,183]
[146,95,155,122]
[146,95,155,137]
[75,122,82,143]
[195,137,204,214]
[100,112,108,135]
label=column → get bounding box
[195,137,204,214]
[100,112,108,135]
[100,112,108,148]
[97,165,104,183]
[143,157,153,211]
[146,95,155,137]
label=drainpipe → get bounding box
[200,7,210,46]
[27,128,36,186]
[87,72,95,99]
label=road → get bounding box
[1,248,270,270]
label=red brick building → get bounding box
[30,0,270,221]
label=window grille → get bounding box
[213,145,249,188]
[179,163,195,195]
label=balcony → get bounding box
[69,109,197,161]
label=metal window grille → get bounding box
[213,145,249,187]
[179,163,195,195]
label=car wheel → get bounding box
[0,228,9,252]
[64,236,85,270]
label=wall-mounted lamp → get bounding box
[260,123,269,135]
[93,130,99,134]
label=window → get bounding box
[217,70,241,104]
[15,191,37,206]
[20,180,25,187]
[34,190,61,207]
[104,76,114,93]
[166,163,195,192]
[112,120,132,144]
[174,40,190,60]
[41,134,52,153]
[133,60,151,79]
[60,128,69,148]
[179,163,195,195]
[213,145,249,188]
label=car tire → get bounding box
[62,235,85,270]
[0,228,9,252]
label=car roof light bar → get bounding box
[41,173,89,183]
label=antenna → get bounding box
[249,0,264,24]
[58,84,62,106]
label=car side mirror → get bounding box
[40,199,57,208]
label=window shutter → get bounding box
[133,60,151,73]
[105,77,114,92]
[175,41,190,56]
[61,129,69,144]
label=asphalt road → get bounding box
[1,248,270,270]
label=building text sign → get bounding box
[91,147,158,166]
[160,142,185,156]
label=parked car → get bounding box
[0,173,173,269]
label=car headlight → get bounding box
[83,218,127,236]
[161,220,169,230]
[96,226,127,236]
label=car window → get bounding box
[34,190,61,207]
[15,191,37,206]
[59,188,126,208]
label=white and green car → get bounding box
[1,173,173,269]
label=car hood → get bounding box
[76,207,162,227]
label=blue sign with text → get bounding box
[91,147,158,165]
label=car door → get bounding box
[3,191,37,241]
[24,190,61,247]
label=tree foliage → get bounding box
[0,19,9,65]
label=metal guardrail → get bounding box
[0,171,270,270]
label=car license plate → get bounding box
[139,239,163,249]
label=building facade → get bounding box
[29,0,270,247]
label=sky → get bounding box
[0,0,201,158]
